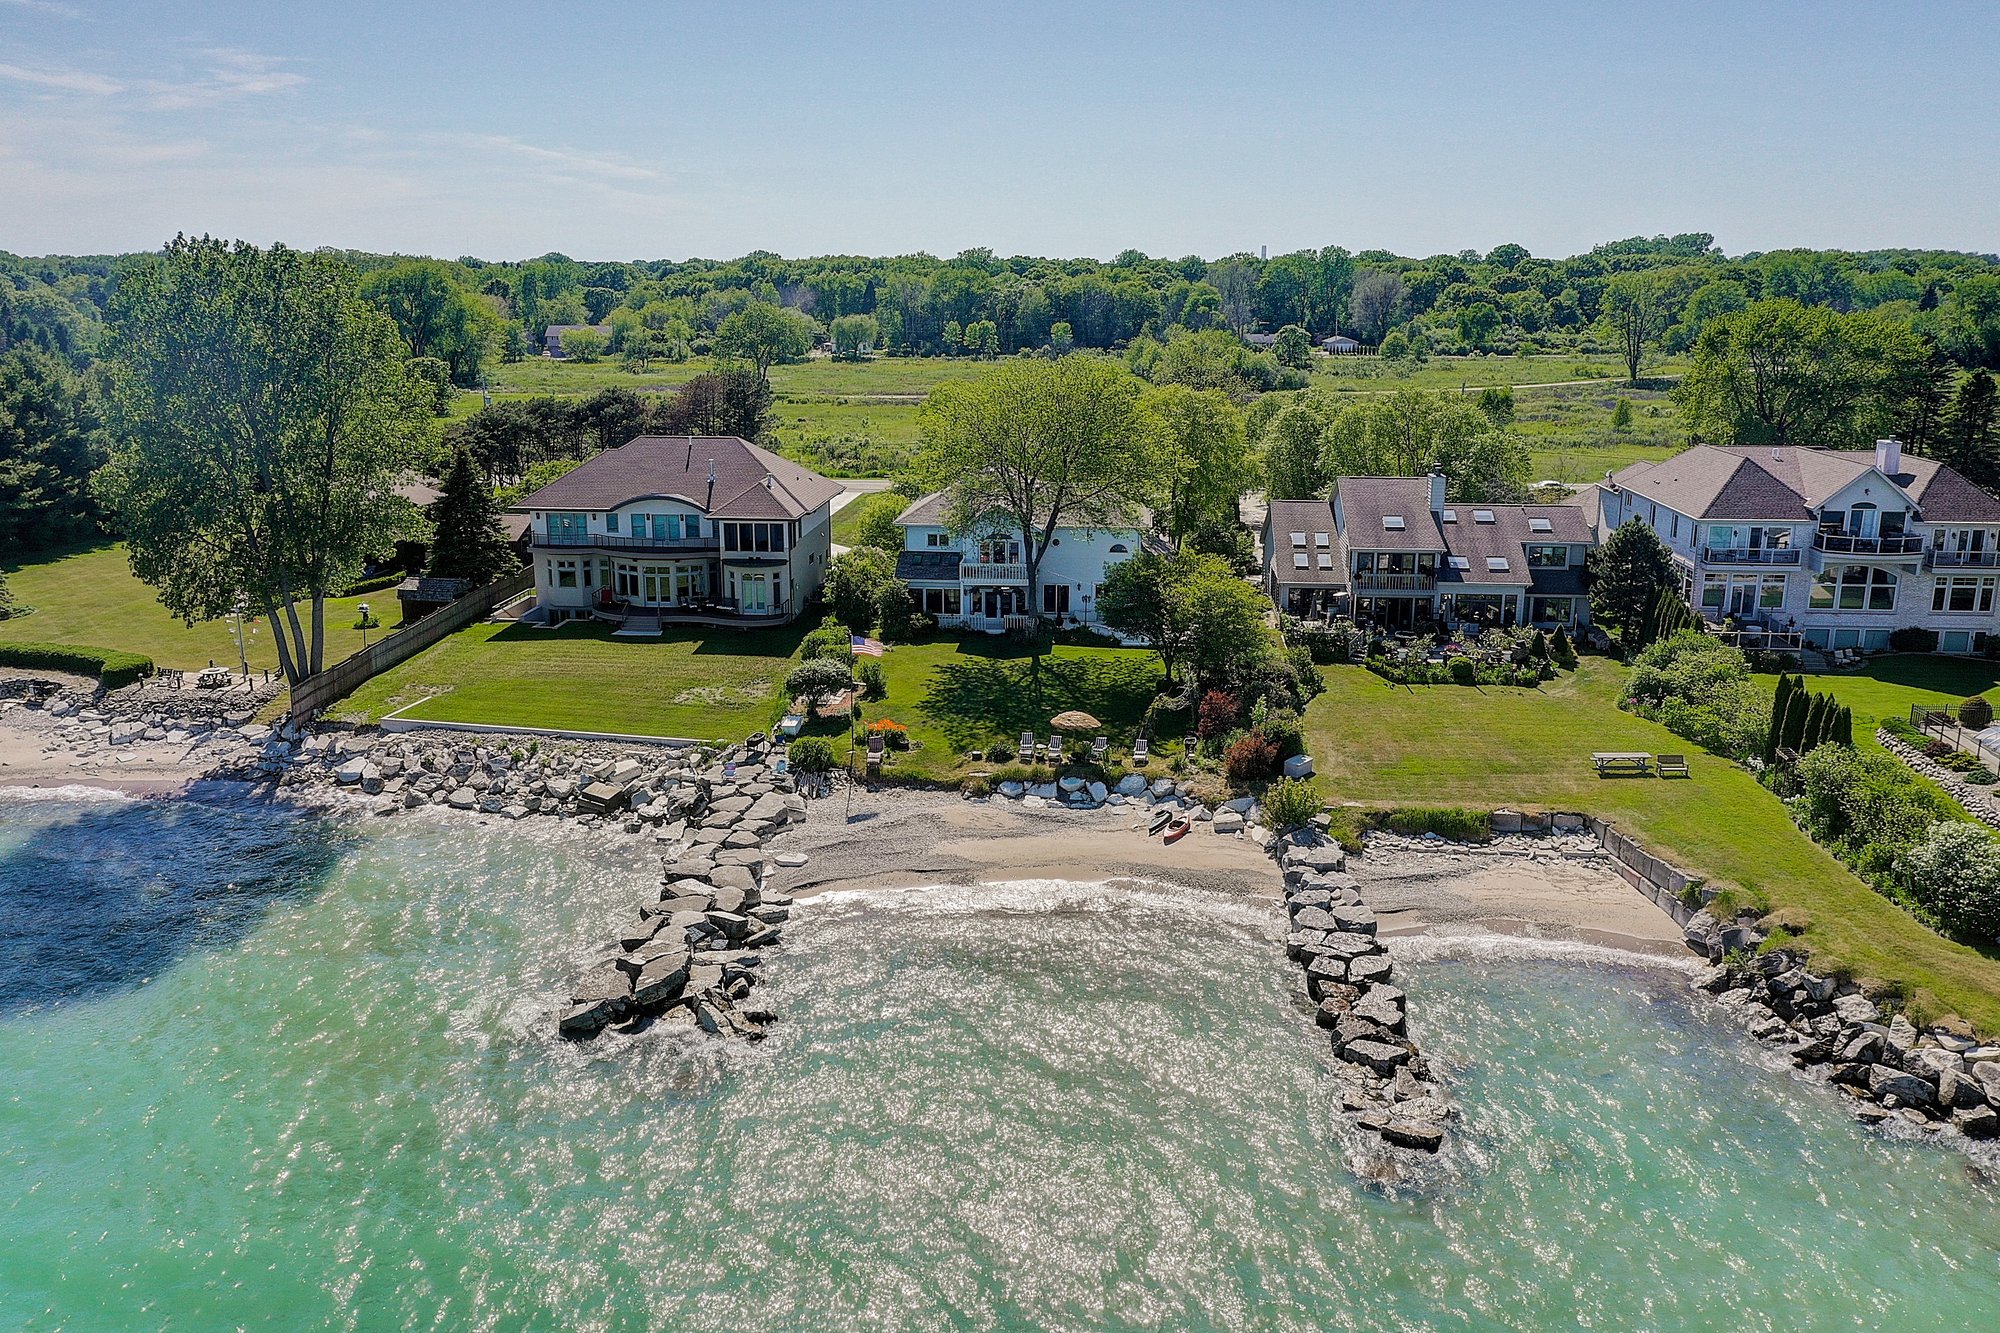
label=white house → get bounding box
[1262,474,1596,630]
[1602,439,2000,654]
[892,491,1161,632]
[513,435,839,628]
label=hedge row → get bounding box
[335,570,410,599]
[0,642,155,689]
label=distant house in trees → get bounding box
[1319,334,1364,354]
[543,323,613,357]
[1242,332,1279,349]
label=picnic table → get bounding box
[1592,751,1652,776]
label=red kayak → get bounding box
[1162,815,1192,843]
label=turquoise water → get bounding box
[4,790,2000,1330]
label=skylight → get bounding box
[1383,515,1405,530]
[1290,532,1306,547]
[1486,556,1510,572]
[1448,555,1471,570]
[1441,509,1457,523]
[1529,516,1553,533]
[1474,509,1495,524]
[1293,553,1308,569]
[1316,553,1334,569]
[1314,531,1330,547]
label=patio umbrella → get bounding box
[1050,710,1102,731]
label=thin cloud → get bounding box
[0,60,122,95]
[466,133,661,183]
[0,0,88,18]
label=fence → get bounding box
[1908,704,2000,768]
[1591,818,1704,926]
[286,570,534,719]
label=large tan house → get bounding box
[513,436,839,630]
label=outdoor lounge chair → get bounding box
[1020,731,1036,759]
[1132,736,1149,766]
[1656,754,1690,778]
[866,732,885,769]
[1090,735,1109,764]
[1046,735,1064,764]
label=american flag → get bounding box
[850,634,884,657]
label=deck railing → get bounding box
[1811,531,1923,557]
[1353,572,1435,594]
[533,532,719,554]
[1926,548,2000,569]
[1700,546,1802,566]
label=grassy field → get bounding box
[0,544,379,674]
[1305,658,2000,1033]
[1307,353,1686,392]
[331,619,808,737]
[859,635,1176,782]
[830,490,910,547]
[480,353,1004,400]
[1760,655,2000,754]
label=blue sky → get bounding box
[3,0,1996,261]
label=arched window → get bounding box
[1108,543,1129,554]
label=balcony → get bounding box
[1700,545,1802,566]
[1811,531,1923,558]
[1927,548,2000,570]
[533,531,719,554]
[960,561,1028,584]
[1353,571,1436,595]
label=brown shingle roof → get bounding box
[1334,477,1445,552]
[894,490,1151,533]
[1437,503,1592,586]
[513,436,840,521]
[1266,499,1347,586]
[1612,444,2000,524]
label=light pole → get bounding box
[358,603,373,648]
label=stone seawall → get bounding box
[1877,728,2000,831]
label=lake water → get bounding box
[4,789,2000,1330]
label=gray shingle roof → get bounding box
[894,490,1150,533]
[1437,503,1593,587]
[895,551,964,582]
[1265,499,1347,587]
[514,436,840,521]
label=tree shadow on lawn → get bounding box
[487,618,807,659]
[915,651,1164,751]
[1839,653,2000,699]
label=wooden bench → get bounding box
[1656,754,1690,779]
[1592,751,1652,777]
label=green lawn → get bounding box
[1307,353,1687,392]
[1,543,378,674]
[479,353,1003,400]
[1760,655,2000,754]
[331,619,808,737]
[830,490,909,546]
[1306,658,2000,1033]
[859,635,1177,782]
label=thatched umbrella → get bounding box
[1050,710,1102,732]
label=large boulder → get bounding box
[633,953,691,1005]
[1116,773,1148,797]
[1866,1064,1937,1109]
[1381,1118,1444,1153]
[1343,1039,1411,1077]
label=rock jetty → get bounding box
[1277,837,1452,1152]
[1683,911,2000,1139]
[554,739,810,1042]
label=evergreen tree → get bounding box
[1780,688,1810,755]
[0,567,20,620]
[1834,703,1853,747]
[1801,692,1830,754]
[1939,370,1998,487]
[427,444,519,585]
[1765,673,1796,762]
[1587,519,1675,652]
[1551,624,1577,669]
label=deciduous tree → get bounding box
[917,357,1157,619]
[1600,271,1667,384]
[96,236,428,685]
[1143,383,1248,542]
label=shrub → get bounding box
[1621,630,1768,759]
[1381,807,1492,843]
[1262,777,1323,831]
[962,775,992,797]
[1258,709,1307,759]
[1889,626,1941,653]
[1222,730,1281,784]
[1550,625,1578,669]
[787,736,836,773]
[1283,615,1355,665]
[858,658,888,700]
[985,739,1015,762]
[785,658,853,713]
[1447,656,1477,685]
[1196,689,1240,740]
[801,614,855,664]
[1791,744,1957,881]
[866,718,910,749]
[876,587,932,642]
[0,642,154,690]
[335,570,408,598]
[1898,821,2000,941]
[1960,695,1993,730]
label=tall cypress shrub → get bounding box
[1765,673,1795,762]
[1833,704,1853,747]
[1801,692,1830,754]
[1781,688,1810,755]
